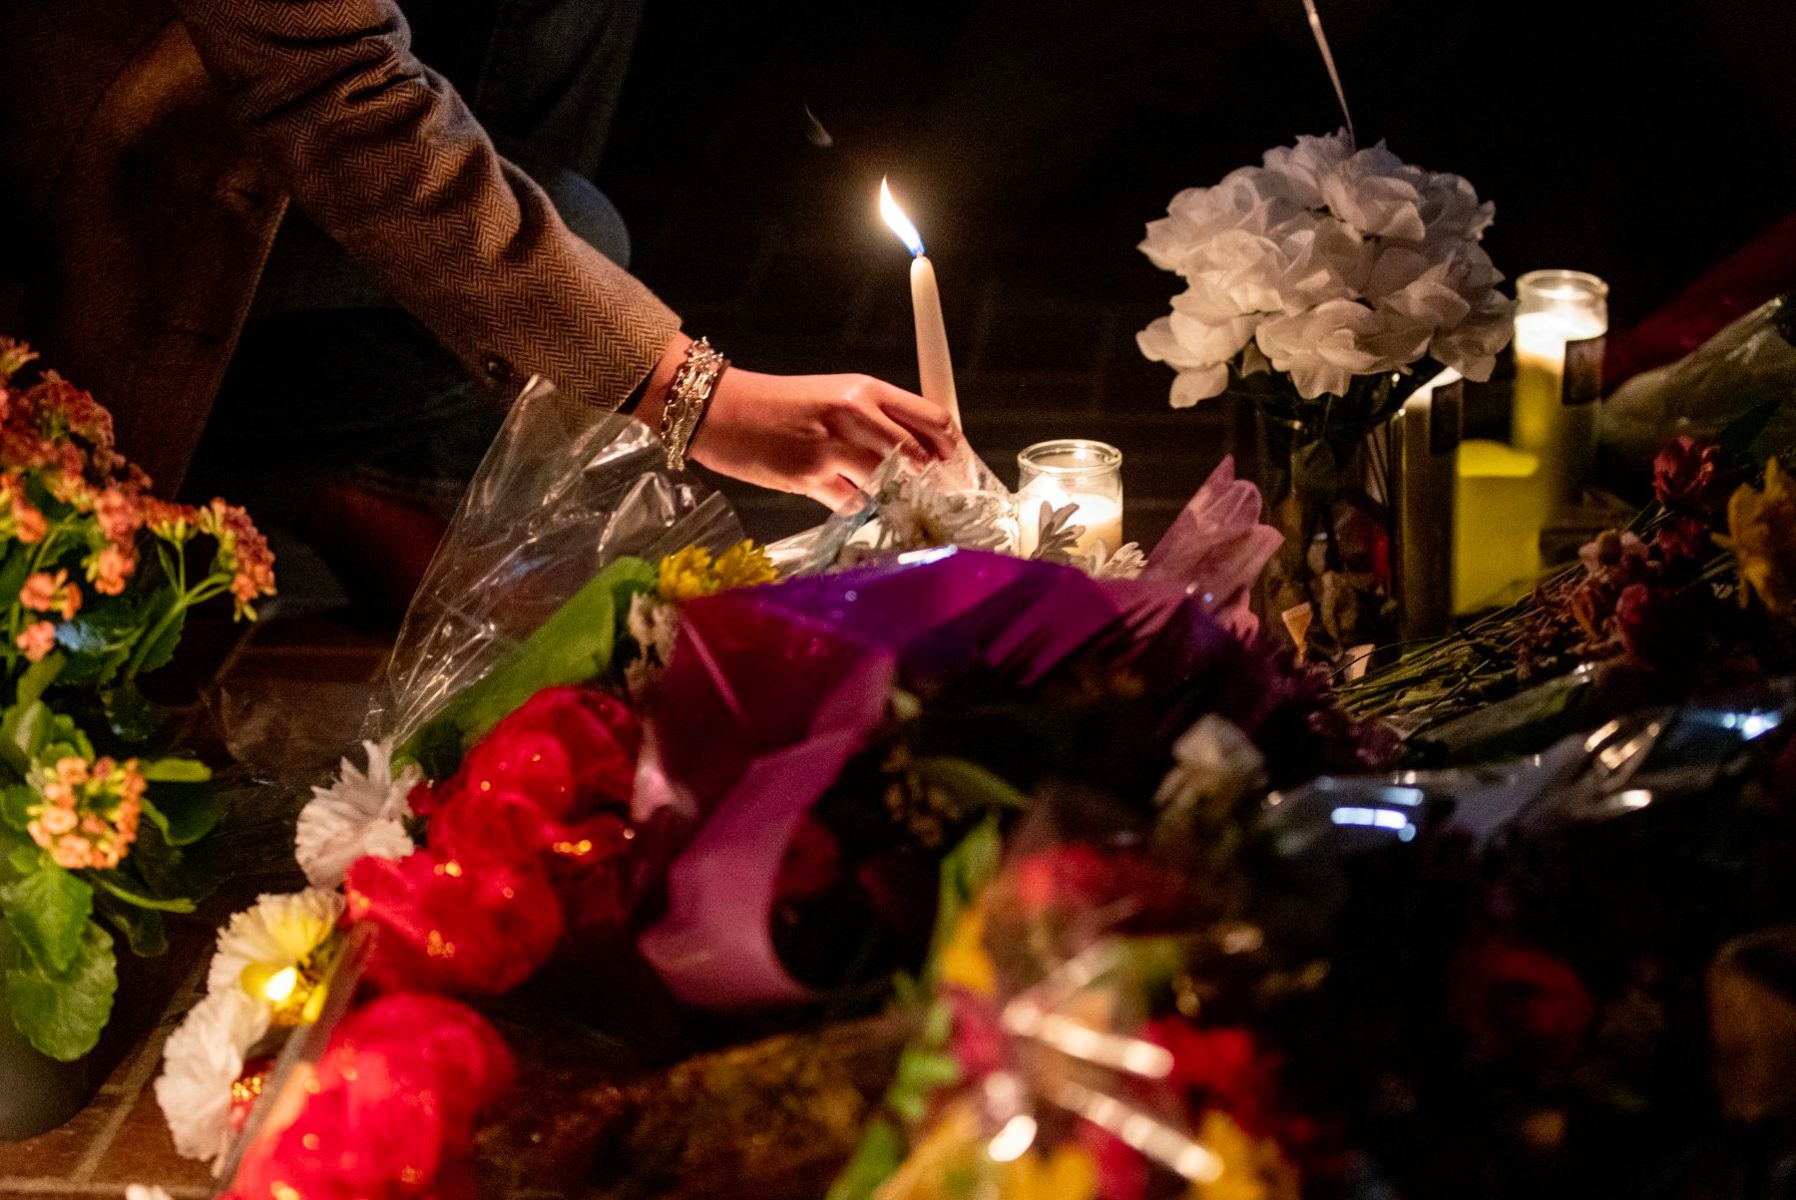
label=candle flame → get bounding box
[879,177,924,257]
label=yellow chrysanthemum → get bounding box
[657,541,775,601]
[658,545,716,601]
[713,540,777,590]
[1720,458,1796,622]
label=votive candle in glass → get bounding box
[1016,439,1124,556]
[1511,269,1609,509]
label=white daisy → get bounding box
[294,738,420,889]
[154,988,270,1167]
[206,889,344,1002]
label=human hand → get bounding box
[641,334,962,509]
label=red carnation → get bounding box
[1005,845,1193,929]
[1451,936,1594,1067]
[232,995,513,1200]
[1653,435,1736,517]
[346,844,564,995]
[449,685,640,818]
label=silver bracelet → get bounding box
[658,337,727,471]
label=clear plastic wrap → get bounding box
[1602,294,1796,472]
[367,377,746,745]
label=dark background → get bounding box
[595,0,1796,544]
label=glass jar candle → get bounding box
[1511,269,1609,509]
[1016,439,1124,557]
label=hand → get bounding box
[640,334,962,509]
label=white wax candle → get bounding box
[1512,309,1606,508]
[909,254,961,428]
[1016,485,1124,557]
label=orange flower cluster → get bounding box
[26,755,147,870]
[0,338,275,622]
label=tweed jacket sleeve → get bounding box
[169,0,679,408]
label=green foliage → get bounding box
[924,812,1004,989]
[825,1119,907,1200]
[398,556,657,778]
[95,893,166,958]
[138,774,219,848]
[5,921,116,1061]
[1,864,92,973]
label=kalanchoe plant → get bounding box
[0,339,275,1060]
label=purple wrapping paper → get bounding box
[636,550,1256,1009]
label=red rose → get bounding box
[1451,936,1594,1066]
[346,844,564,995]
[232,995,512,1200]
[1652,512,1715,563]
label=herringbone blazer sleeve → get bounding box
[169,0,679,407]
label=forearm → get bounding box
[173,0,678,406]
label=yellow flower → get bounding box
[713,540,777,590]
[1004,1146,1098,1200]
[1186,1110,1300,1200]
[938,899,997,997]
[1720,458,1796,621]
[658,545,717,601]
[657,540,775,601]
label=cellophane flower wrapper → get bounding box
[367,377,746,746]
[764,445,1017,575]
[832,796,1209,1200]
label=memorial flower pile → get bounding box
[0,338,274,1062]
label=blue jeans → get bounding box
[187,0,643,519]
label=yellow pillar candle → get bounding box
[1510,270,1609,510]
[1454,439,1546,613]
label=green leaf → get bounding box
[0,784,33,832]
[137,779,219,848]
[138,758,211,784]
[0,699,49,777]
[0,546,32,628]
[5,921,117,1061]
[13,650,64,711]
[824,1119,906,1200]
[91,874,195,913]
[911,757,1029,812]
[1,865,93,973]
[397,556,656,776]
[129,588,186,678]
[887,1047,962,1123]
[96,895,166,957]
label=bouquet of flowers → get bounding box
[0,339,274,1062]
[152,379,1391,1196]
[1137,130,1513,654]
[845,674,1796,1200]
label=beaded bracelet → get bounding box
[658,337,728,471]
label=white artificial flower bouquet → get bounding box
[1137,130,1513,656]
[1138,129,1512,409]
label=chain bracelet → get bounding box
[658,337,728,471]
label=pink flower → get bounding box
[20,570,79,619]
[94,487,141,544]
[88,546,134,596]
[39,807,76,836]
[16,621,55,661]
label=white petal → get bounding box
[1170,364,1230,408]
[206,889,344,999]
[155,989,269,1166]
